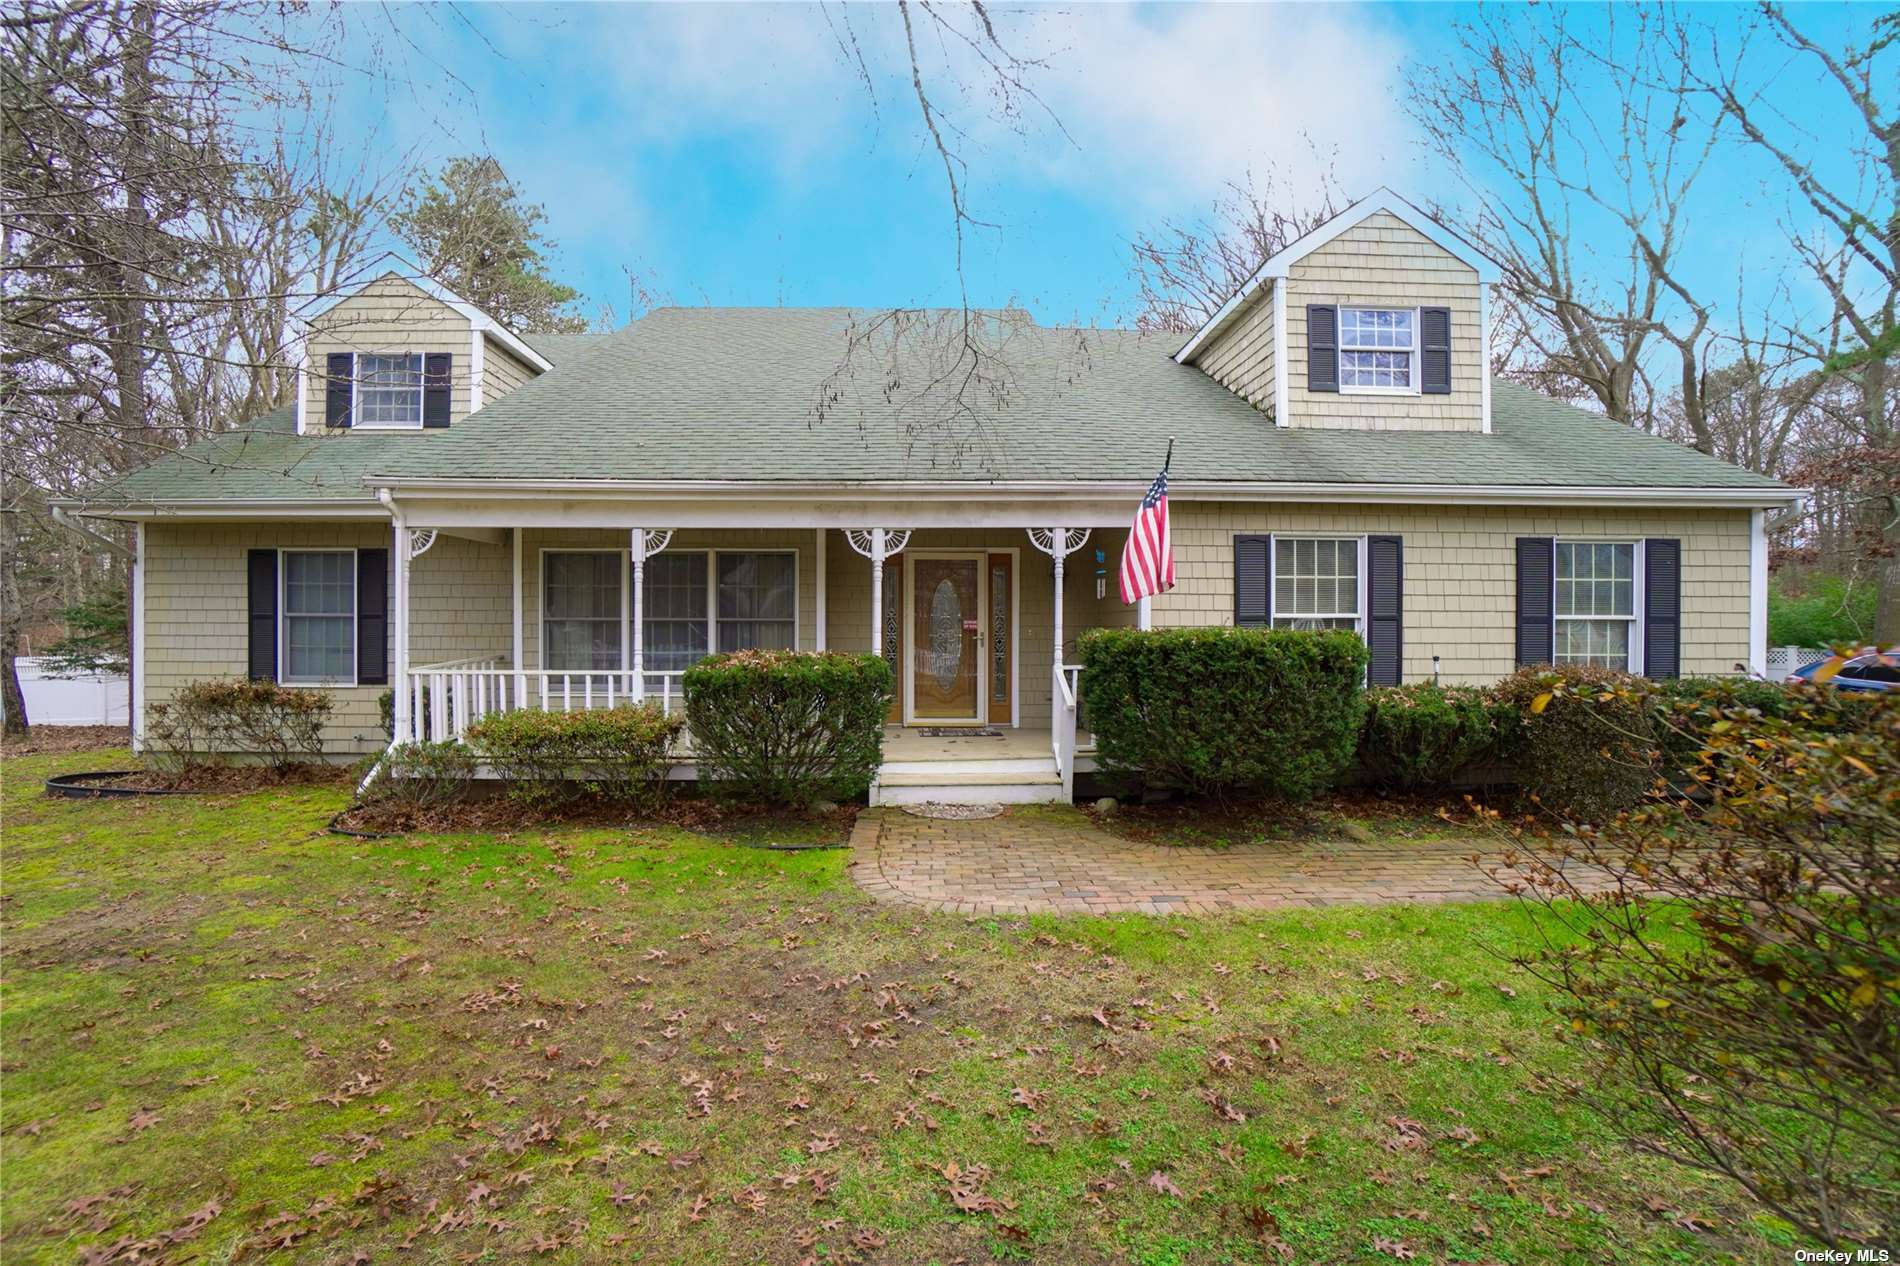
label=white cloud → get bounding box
[478,3,1419,213]
[1027,5,1419,210]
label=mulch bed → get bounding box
[3,725,131,756]
[332,794,859,842]
[109,764,352,794]
[1083,787,1509,848]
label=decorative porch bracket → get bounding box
[630,529,675,702]
[846,529,912,673]
[406,528,438,561]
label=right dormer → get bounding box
[1175,188,1502,433]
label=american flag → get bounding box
[1118,467,1174,604]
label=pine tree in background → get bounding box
[394,157,590,335]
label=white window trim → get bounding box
[1337,306,1422,396]
[278,547,359,687]
[1552,538,1645,675]
[1270,535,1368,634]
[352,351,426,430]
[535,546,802,675]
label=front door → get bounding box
[908,553,984,723]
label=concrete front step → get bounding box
[869,760,1066,806]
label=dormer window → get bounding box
[321,350,452,430]
[358,353,424,426]
[1338,307,1417,392]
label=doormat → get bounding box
[901,802,1005,820]
[917,727,1004,738]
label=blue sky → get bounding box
[321,2,1882,333]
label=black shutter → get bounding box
[1420,306,1451,395]
[247,549,278,681]
[423,352,453,428]
[1235,534,1272,626]
[1643,539,1681,680]
[1515,537,1555,666]
[357,548,389,685]
[1306,304,1338,392]
[1366,535,1403,685]
[324,353,353,428]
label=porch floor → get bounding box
[880,724,1093,762]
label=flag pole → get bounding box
[1164,436,1174,473]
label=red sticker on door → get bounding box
[963,619,979,631]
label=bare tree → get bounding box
[1128,164,1344,335]
[1683,2,1899,640]
[812,1,1078,463]
[1409,4,1723,444]
[1,0,402,729]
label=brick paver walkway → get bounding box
[849,807,1601,915]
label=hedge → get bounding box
[1491,665,1661,823]
[1359,684,1511,790]
[466,704,682,806]
[683,650,893,805]
[1077,626,1367,800]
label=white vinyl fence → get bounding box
[1764,646,1828,683]
[11,657,130,726]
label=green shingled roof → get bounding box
[71,307,1791,509]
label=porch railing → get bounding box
[1052,663,1081,802]
[399,656,687,743]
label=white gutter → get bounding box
[361,475,1804,509]
[50,505,135,559]
[356,488,404,796]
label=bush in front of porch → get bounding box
[465,704,682,807]
[683,650,893,807]
[1079,626,1367,800]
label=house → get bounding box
[54,190,1799,804]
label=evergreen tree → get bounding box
[393,157,589,334]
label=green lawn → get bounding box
[1,746,1793,1264]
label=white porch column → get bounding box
[630,529,675,703]
[391,514,410,743]
[845,528,912,675]
[511,528,524,708]
[869,527,885,657]
[1137,595,1152,631]
[1052,529,1067,682]
[1028,527,1092,747]
[814,528,828,650]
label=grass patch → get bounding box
[1,745,1792,1263]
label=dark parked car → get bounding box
[1790,648,1900,693]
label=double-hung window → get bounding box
[644,553,709,672]
[282,549,356,684]
[1272,537,1362,631]
[1338,308,1417,391]
[1554,541,1638,670]
[541,549,797,681]
[543,552,623,672]
[715,552,797,652]
[356,353,424,427]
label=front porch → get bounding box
[388,524,1128,802]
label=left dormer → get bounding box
[294,260,552,434]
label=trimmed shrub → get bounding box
[683,650,893,806]
[1077,626,1368,800]
[365,740,478,810]
[1492,665,1659,823]
[466,704,682,806]
[1358,683,1510,789]
[146,679,331,772]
